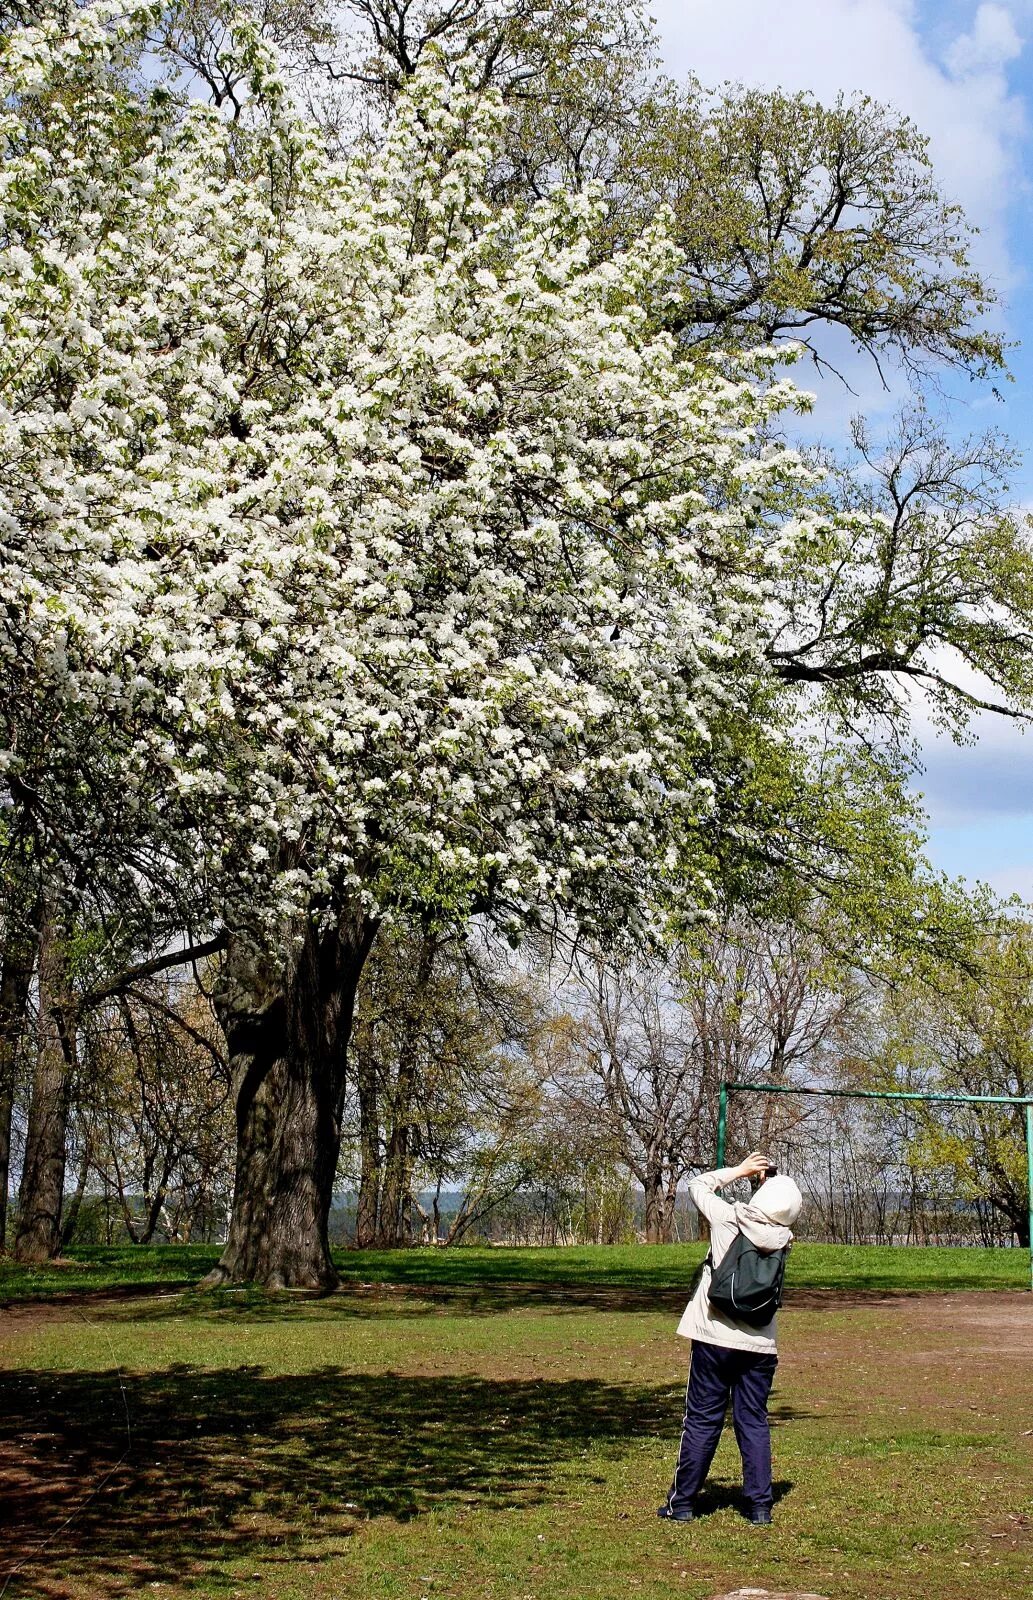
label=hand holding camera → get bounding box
[732,1150,777,1182]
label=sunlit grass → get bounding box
[1,1238,1027,1306]
[2,1243,1031,1599]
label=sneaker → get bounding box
[746,1508,772,1525]
[656,1504,695,1522]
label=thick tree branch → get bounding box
[81,935,228,1009]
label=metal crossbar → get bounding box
[714,1080,1033,1291]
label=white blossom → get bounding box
[0,6,817,956]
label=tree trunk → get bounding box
[376,1106,416,1247]
[14,916,77,1264]
[0,907,39,1250]
[205,911,376,1290]
[59,1133,92,1248]
[354,1049,381,1248]
[375,935,436,1247]
[643,1165,667,1244]
[137,1179,168,1246]
[994,1193,1030,1249]
[661,1171,679,1243]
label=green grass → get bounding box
[2,1243,1032,1600]
[331,1239,1029,1293]
[0,1242,222,1305]
[1,1238,1027,1307]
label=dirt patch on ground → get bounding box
[0,1287,193,1334]
[780,1291,1033,1386]
[831,1290,1033,1355]
[904,1291,1033,1344]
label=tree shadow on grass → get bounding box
[87,1278,937,1328]
[0,1366,811,1597]
[123,1280,697,1322]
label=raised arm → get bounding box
[688,1152,772,1227]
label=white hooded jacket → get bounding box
[676,1167,794,1355]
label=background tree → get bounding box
[346,925,555,1247]
[69,975,232,1246]
[558,952,710,1244]
[285,1,1005,374]
[554,911,860,1243]
[840,926,1033,1247]
[628,82,1003,379]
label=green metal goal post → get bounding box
[714,1080,1033,1291]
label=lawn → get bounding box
[1,1244,1031,1600]
[1,1238,1028,1307]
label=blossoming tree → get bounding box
[3,3,821,1284]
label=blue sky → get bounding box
[650,0,1033,901]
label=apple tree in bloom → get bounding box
[0,4,817,1282]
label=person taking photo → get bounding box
[659,1150,803,1526]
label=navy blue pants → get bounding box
[664,1339,777,1515]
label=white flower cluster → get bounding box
[0,5,811,954]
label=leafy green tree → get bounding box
[847,927,1033,1247]
[627,82,1003,378]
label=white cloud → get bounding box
[900,650,1033,829]
[983,864,1033,899]
[947,3,1022,75]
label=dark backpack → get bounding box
[706,1230,788,1327]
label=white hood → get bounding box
[750,1173,803,1227]
[732,1199,793,1253]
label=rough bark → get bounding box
[0,908,39,1249]
[14,916,76,1264]
[995,1193,1031,1249]
[642,1155,680,1244]
[205,911,376,1290]
[375,1073,417,1247]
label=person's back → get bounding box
[676,1173,793,1352]
[658,1153,803,1525]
